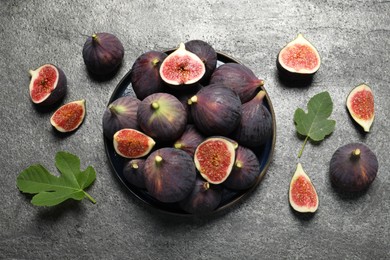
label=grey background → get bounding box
[1,0,389,259]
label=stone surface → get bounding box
[1,0,389,259]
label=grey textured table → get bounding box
[1,1,389,259]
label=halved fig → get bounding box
[50,99,86,132]
[174,125,205,157]
[123,159,146,189]
[29,64,67,106]
[113,129,155,159]
[289,163,319,213]
[194,137,236,184]
[346,83,375,132]
[159,43,206,87]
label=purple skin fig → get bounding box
[174,124,205,157]
[130,51,168,100]
[137,93,187,142]
[123,159,146,189]
[231,90,273,147]
[144,148,196,203]
[188,84,242,136]
[223,146,260,190]
[209,63,264,103]
[82,32,124,76]
[103,96,140,140]
[329,143,378,192]
[179,177,222,215]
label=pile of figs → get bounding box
[103,40,274,215]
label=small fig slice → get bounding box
[113,129,155,159]
[123,159,146,189]
[289,163,319,213]
[346,83,375,132]
[329,143,378,192]
[174,125,205,157]
[159,43,206,87]
[50,99,86,132]
[194,137,236,184]
[29,64,67,106]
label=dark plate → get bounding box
[103,50,277,216]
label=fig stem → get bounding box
[28,69,35,76]
[151,102,159,110]
[152,58,160,66]
[131,162,139,169]
[203,182,210,191]
[236,161,243,168]
[84,191,96,204]
[174,143,182,149]
[108,104,126,114]
[91,33,99,44]
[188,96,197,105]
[298,136,309,158]
[155,155,163,164]
[351,148,361,159]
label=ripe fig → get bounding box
[346,83,375,132]
[123,159,146,189]
[82,32,124,76]
[50,99,86,132]
[329,143,378,192]
[28,64,67,106]
[102,96,140,140]
[130,51,168,100]
[144,148,196,203]
[159,43,206,87]
[277,34,321,80]
[137,93,187,142]
[179,177,222,215]
[223,146,260,190]
[174,124,205,157]
[113,129,155,159]
[289,163,319,213]
[231,90,273,147]
[188,84,242,136]
[209,63,264,103]
[194,137,236,184]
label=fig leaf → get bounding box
[294,91,336,158]
[16,151,96,206]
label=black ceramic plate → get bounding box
[103,51,277,216]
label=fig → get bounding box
[231,90,273,147]
[277,34,321,80]
[137,93,187,142]
[123,159,146,189]
[188,84,242,136]
[159,43,206,87]
[329,143,378,192]
[102,96,140,140]
[289,163,319,213]
[113,129,155,159]
[174,124,205,157]
[144,148,196,203]
[28,64,67,106]
[346,83,375,132]
[194,137,236,184]
[209,63,264,103]
[223,146,260,190]
[82,32,124,76]
[50,99,86,132]
[130,51,168,100]
[179,177,222,215]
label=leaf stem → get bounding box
[84,192,96,204]
[298,136,309,158]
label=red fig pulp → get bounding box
[50,99,86,132]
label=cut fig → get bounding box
[346,83,375,132]
[194,137,236,184]
[123,159,146,189]
[50,99,86,132]
[159,43,206,87]
[29,64,67,106]
[289,163,319,213]
[113,129,155,159]
[329,143,378,192]
[174,124,205,157]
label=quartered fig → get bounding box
[159,43,206,87]
[130,51,168,100]
[113,129,155,159]
[194,137,236,184]
[50,99,86,132]
[188,84,242,136]
[346,83,375,132]
[144,148,196,203]
[329,143,378,192]
[289,163,319,213]
[174,124,205,157]
[137,93,187,142]
[209,63,264,103]
[123,159,146,189]
[102,96,140,140]
[29,64,67,106]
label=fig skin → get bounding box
[50,99,86,132]
[130,51,168,100]
[329,143,378,192]
[209,63,264,103]
[113,129,156,159]
[174,124,205,157]
[144,148,196,203]
[123,159,146,189]
[102,96,140,140]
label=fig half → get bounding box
[50,99,86,132]
[113,129,155,159]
